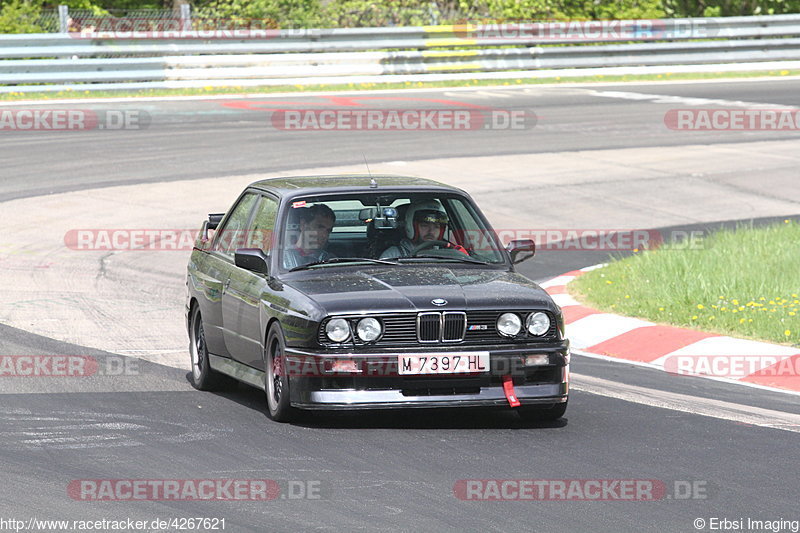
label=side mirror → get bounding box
[207,213,225,230]
[235,248,269,275]
[200,213,225,244]
[506,239,536,264]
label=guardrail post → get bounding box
[428,2,438,25]
[58,5,69,33]
[180,3,191,32]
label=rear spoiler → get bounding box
[195,213,225,250]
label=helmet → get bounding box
[404,200,449,241]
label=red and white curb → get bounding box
[542,266,800,396]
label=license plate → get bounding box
[398,352,489,375]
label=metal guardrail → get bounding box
[1,14,800,93]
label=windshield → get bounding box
[280,193,506,270]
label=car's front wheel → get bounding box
[517,401,568,422]
[264,323,297,422]
[188,305,225,390]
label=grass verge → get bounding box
[569,220,800,346]
[1,69,799,101]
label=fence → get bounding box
[1,13,800,93]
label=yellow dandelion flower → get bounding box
[697,304,704,310]
[624,295,631,299]
[785,329,792,336]
[691,315,698,320]
[658,307,665,311]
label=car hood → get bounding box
[283,266,557,315]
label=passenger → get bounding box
[284,204,336,268]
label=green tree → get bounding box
[662,0,800,16]
[195,0,324,28]
[0,0,44,33]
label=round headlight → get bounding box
[526,312,550,336]
[497,313,522,337]
[356,317,382,342]
[325,318,350,343]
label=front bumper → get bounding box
[284,343,569,410]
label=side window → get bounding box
[213,193,258,256]
[247,195,279,252]
[447,199,504,263]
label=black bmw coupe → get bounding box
[185,175,569,422]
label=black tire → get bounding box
[264,323,297,422]
[517,401,568,422]
[188,305,225,391]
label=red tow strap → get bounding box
[501,375,521,407]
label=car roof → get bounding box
[248,174,466,197]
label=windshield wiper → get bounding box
[289,257,399,272]
[397,255,490,265]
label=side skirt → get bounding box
[208,353,266,391]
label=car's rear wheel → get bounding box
[517,401,568,422]
[189,305,224,390]
[264,324,297,422]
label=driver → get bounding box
[380,200,466,259]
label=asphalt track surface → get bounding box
[1,79,799,532]
[3,78,800,201]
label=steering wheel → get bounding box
[411,240,453,255]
